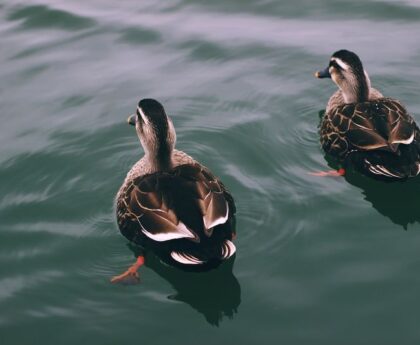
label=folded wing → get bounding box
[325,98,416,155]
[119,164,231,243]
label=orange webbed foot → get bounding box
[308,168,345,177]
[110,256,144,285]
[110,270,140,285]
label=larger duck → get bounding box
[111,99,236,283]
[315,49,420,180]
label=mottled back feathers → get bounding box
[321,98,416,157]
[117,163,232,244]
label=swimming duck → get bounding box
[315,49,420,180]
[111,99,236,283]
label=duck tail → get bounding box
[170,240,236,266]
[352,147,420,180]
[362,158,409,180]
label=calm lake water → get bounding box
[2,0,420,344]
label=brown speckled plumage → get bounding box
[116,162,236,246]
[116,99,236,270]
[317,50,420,180]
[321,98,417,159]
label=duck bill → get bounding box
[127,114,136,126]
[315,67,331,79]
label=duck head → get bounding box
[315,49,371,104]
[128,98,176,170]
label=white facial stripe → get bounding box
[138,107,149,124]
[331,57,349,71]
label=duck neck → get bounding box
[146,146,173,173]
[342,71,370,104]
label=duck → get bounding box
[111,98,236,283]
[315,49,420,180]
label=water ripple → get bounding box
[7,4,95,31]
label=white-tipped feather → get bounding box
[376,166,400,178]
[364,159,401,178]
[221,240,236,259]
[368,165,381,175]
[140,219,196,242]
[352,121,372,130]
[171,251,204,265]
[392,132,415,145]
[203,202,229,229]
[170,240,236,265]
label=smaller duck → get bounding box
[112,99,236,283]
[315,49,420,180]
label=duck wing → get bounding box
[321,98,416,157]
[117,164,232,243]
[383,99,416,145]
[320,104,354,157]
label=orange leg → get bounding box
[111,256,145,284]
[308,168,345,177]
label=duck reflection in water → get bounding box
[129,243,241,326]
[322,153,420,229]
[315,104,420,229]
[344,170,420,229]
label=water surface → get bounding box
[2,1,420,344]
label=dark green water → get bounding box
[2,1,420,344]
